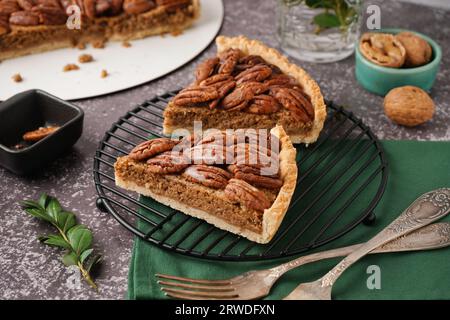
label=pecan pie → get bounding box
[114,126,297,244]
[0,0,200,61]
[163,35,327,144]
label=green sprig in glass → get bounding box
[283,0,358,34]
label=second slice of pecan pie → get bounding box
[163,35,327,144]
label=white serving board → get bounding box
[0,0,223,101]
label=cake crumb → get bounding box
[77,42,86,50]
[171,29,183,37]
[78,54,93,63]
[92,40,105,49]
[100,69,108,78]
[122,41,131,48]
[63,63,79,72]
[12,73,23,82]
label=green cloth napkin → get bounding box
[128,141,450,300]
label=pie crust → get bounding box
[114,125,297,244]
[163,35,327,144]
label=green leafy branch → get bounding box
[21,194,102,291]
[283,0,358,34]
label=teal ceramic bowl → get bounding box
[355,28,442,96]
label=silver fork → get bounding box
[157,212,450,299]
[283,188,450,300]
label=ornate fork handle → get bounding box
[318,188,450,287]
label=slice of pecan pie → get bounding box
[163,35,327,144]
[0,0,200,61]
[114,126,297,243]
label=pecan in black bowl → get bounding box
[0,90,84,175]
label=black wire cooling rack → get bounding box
[93,90,388,261]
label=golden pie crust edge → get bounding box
[215,35,327,144]
[0,0,201,61]
[114,125,298,244]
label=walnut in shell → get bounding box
[395,32,432,68]
[383,86,434,127]
[359,33,406,68]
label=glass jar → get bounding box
[277,0,363,63]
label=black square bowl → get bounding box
[0,90,84,175]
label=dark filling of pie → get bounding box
[168,48,315,127]
[115,131,284,233]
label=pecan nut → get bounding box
[23,126,59,142]
[222,85,254,111]
[123,0,155,15]
[189,143,234,165]
[199,74,232,88]
[59,0,73,10]
[234,142,275,169]
[0,0,21,15]
[17,0,35,10]
[95,0,111,15]
[217,48,241,75]
[199,74,236,109]
[183,165,232,189]
[235,64,272,85]
[265,74,298,88]
[83,0,96,19]
[129,138,179,161]
[9,10,39,25]
[224,179,271,212]
[195,57,219,84]
[227,164,282,189]
[32,5,67,25]
[235,55,266,72]
[36,0,61,7]
[109,0,124,14]
[0,13,9,34]
[359,32,406,68]
[240,81,268,95]
[146,151,189,174]
[247,94,280,114]
[196,131,238,147]
[272,87,314,122]
[155,0,189,12]
[173,86,219,107]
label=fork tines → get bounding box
[155,273,239,300]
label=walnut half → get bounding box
[360,33,406,68]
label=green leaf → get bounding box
[46,198,62,223]
[67,225,92,256]
[38,194,48,209]
[56,211,77,233]
[25,208,52,223]
[21,200,43,210]
[39,234,71,249]
[80,248,93,263]
[62,251,78,267]
[313,12,340,29]
[84,254,102,273]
